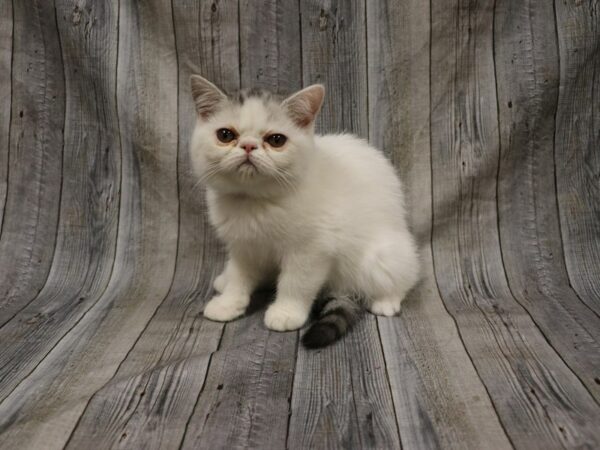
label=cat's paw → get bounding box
[368,297,402,316]
[264,302,309,331]
[213,273,227,293]
[203,295,246,322]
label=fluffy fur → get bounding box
[189,75,420,347]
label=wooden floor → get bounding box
[1,0,599,449]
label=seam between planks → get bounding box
[177,324,226,450]
[284,331,300,450]
[427,1,515,447]
[0,0,14,237]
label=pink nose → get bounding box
[240,142,258,154]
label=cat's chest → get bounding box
[208,195,292,244]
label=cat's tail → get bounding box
[301,294,362,349]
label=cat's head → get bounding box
[189,75,324,197]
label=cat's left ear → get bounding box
[190,75,228,119]
[282,84,325,128]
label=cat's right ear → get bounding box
[190,75,227,120]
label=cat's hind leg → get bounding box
[359,233,420,316]
[213,265,228,293]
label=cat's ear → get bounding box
[282,84,325,128]
[190,75,227,119]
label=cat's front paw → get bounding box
[203,294,246,322]
[264,302,309,331]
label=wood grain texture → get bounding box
[182,2,302,448]
[0,0,64,327]
[300,0,368,137]
[495,0,600,401]
[289,319,401,449]
[181,300,297,450]
[0,0,179,448]
[367,0,512,448]
[430,0,600,448]
[554,0,600,316]
[0,0,11,231]
[66,1,239,447]
[0,0,120,404]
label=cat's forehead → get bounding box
[227,89,286,130]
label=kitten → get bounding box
[189,75,420,348]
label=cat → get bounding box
[189,75,420,348]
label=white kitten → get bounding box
[189,75,420,348]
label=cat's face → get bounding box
[189,76,325,197]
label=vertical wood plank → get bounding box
[0,0,64,326]
[0,0,121,404]
[288,1,401,448]
[495,0,600,400]
[300,0,368,137]
[430,0,600,448]
[0,0,179,447]
[239,0,301,93]
[65,1,238,447]
[554,0,600,316]
[367,0,513,448]
[0,0,12,231]
[181,1,302,448]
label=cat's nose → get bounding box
[240,142,258,154]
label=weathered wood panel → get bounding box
[66,1,238,447]
[300,0,368,138]
[0,0,179,447]
[0,0,120,404]
[430,0,600,448]
[367,0,512,448]
[0,0,63,327]
[0,0,12,231]
[495,0,600,401]
[554,0,600,316]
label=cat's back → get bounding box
[314,133,402,192]
[312,133,406,229]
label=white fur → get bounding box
[190,87,420,331]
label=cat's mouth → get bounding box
[237,159,258,173]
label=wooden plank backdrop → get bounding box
[0,0,598,449]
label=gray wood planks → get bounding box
[367,0,512,448]
[0,0,64,327]
[0,0,11,232]
[288,1,401,449]
[0,0,179,447]
[66,1,238,447]
[430,0,600,448]
[554,0,600,316]
[495,0,600,400]
[0,0,120,404]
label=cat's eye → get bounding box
[216,128,237,143]
[265,133,287,148]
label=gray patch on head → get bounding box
[236,87,279,104]
[233,87,287,122]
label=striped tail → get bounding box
[301,294,362,349]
